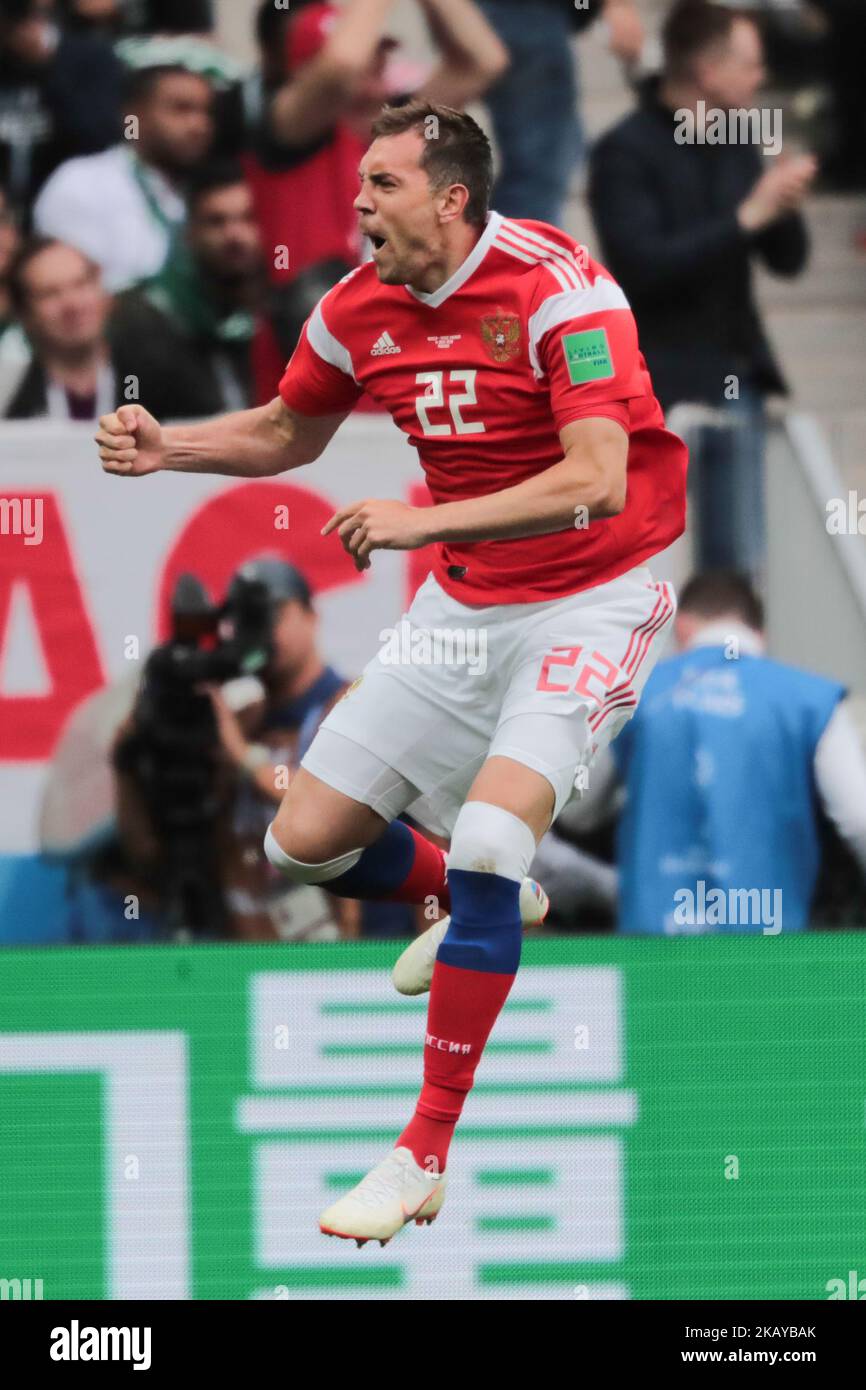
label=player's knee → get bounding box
[264,824,363,884]
[447,802,536,884]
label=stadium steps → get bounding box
[757,195,866,529]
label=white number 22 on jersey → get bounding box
[415,370,486,437]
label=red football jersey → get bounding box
[279,213,687,605]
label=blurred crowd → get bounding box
[1,0,860,435]
[1,0,862,568]
[2,0,865,941]
[0,0,515,418]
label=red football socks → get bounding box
[397,957,517,1173]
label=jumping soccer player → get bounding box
[96,100,687,1246]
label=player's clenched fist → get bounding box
[95,404,164,476]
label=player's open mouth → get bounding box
[370,235,387,252]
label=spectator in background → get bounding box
[478,0,644,225]
[119,161,265,412]
[0,179,29,411]
[91,556,362,943]
[33,62,214,290]
[571,572,866,935]
[0,0,122,214]
[59,0,247,163]
[244,0,507,396]
[3,236,218,418]
[589,0,815,582]
[57,0,123,30]
[59,0,215,37]
[0,179,18,331]
[39,555,357,945]
[106,0,247,159]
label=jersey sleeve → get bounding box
[278,297,364,417]
[529,275,650,435]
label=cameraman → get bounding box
[58,556,356,942]
[201,556,361,942]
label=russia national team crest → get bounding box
[480,310,521,363]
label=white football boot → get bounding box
[391,877,549,996]
[319,1146,446,1246]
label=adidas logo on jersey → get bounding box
[371,331,401,356]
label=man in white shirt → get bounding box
[33,62,214,291]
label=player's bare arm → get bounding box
[269,0,398,149]
[95,398,349,479]
[323,416,628,570]
[417,0,510,109]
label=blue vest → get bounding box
[264,665,346,761]
[614,646,844,934]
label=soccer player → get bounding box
[96,100,687,1246]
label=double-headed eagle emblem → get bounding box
[480,311,521,363]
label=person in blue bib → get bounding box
[601,572,866,934]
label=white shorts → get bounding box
[302,565,676,837]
